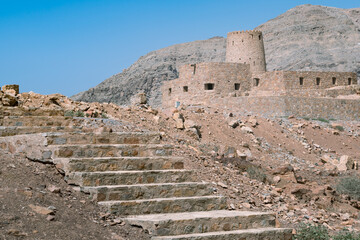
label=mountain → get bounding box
[71,4,360,107]
[256,4,360,74]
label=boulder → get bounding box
[228,119,240,128]
[337,155,355,171]
[240,126,253,134]
[2,84,19,95]
[175,118,184,129]
[130,92,147,105]
[248,117,258,127]
[2,92,18,106]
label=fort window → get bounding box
[253,61,255,66]
[183,86,188,92]
[348,78,352,85]
[191,64,196,75]
[204,83,215,90]
[316,77,321,86]
[332,77,337,85]
[168,88,172,95]
[232,41,234,46]
[299,77,304,86]
[234,83,240,90]
[253,78,260,87]
[259,35,261,40]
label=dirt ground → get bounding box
[0,151,149,240]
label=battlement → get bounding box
[227,30,262,36]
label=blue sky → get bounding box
[0,0,358,96]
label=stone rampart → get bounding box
[251,71,357,93]
[184,96,360,120]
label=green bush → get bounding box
[74,111,84,117]
[335,176,360,200]
[334,125,345,132]
[294,223,329,240]
[101,112,108,119]
[312,117,330,123]
[302,117,310,121]
[246,166,268,183]
[92,112,99,118]
[295,224,360,240]
[64,110,74,117]
[333,229,360,240]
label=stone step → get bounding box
[65,156,184,172]
[123,210,277,236]
[0,116,74,127]
[66,170,196,186]
[151,227,293,240]
[82,182,212,201]
[0,107,64,117]
[0,126,80,137]
[46,132,161,145]
[52,144,173,158]
[99,196,227,215]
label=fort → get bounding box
[162,30,360,120]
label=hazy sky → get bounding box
[0,0,358,96]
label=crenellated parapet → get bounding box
[227,30,263,35]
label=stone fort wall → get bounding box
[161,29,360,120]
[162,62,253,109]
[176,96,360,120]
[250,71,358,95]
[162,64,359,119]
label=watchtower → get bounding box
[226,30,266,73]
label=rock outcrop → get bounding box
[72,4,360,107]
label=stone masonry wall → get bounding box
[194,96,360,120]
[226,30,266,73]
[162,62,252,109]
[251,71,357,93]
[282,71,357,90]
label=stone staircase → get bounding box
[0,112,293,239]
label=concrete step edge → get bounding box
[82,182,209,190]
[151,227,293,239]
[70,169,194,175]
[55,156,184,161]
[54,144,173,147]
[98,195,224,205]
[123,210,275,223]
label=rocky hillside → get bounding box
[72,4,360,107]
[256,4,360,74]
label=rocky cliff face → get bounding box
[256,4,360,75]
[72,4,360,107]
